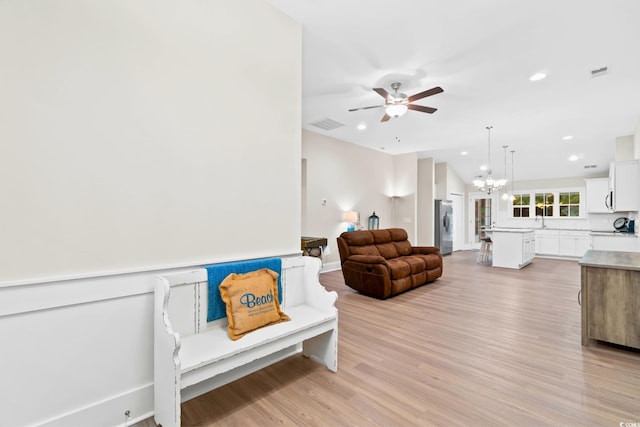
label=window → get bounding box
[512,194,530,217]
[559,192,580,217]
[535,193,554,217]
[508,189,583,219]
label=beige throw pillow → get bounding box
[219,268,290,340]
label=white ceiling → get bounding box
[266,0,640,184]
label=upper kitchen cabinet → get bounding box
[585,178,610,213]
[586,161,639,213]
[610,160,639,212]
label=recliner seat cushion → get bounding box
[386,259,411,279]
[400,256,427,274]
[413,254,442,270]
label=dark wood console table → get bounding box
[301,237,327,258]
[579,250,640,349]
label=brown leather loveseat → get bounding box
[337,228,443,299]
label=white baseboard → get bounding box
[320,261,340,273]
[39,383,153,427]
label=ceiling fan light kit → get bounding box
[385,103,408,118]
[349,82,443,122]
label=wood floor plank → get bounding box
[138,251,640,426]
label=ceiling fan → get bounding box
[348,82,443,122]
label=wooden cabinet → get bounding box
[580,250,640,349]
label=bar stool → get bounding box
[477,237,493,264]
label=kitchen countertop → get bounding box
[485,228,534,233]
[489,226,590,232]
[490,226,637,236]
[590,231,638,237]
[579,250,640,271]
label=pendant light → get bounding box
[473,126,507,194]
[510,150,516,202]
[501,145,510,200]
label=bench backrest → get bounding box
[158,257,310,338]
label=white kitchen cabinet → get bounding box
[523,233,536,264]
[609,160,640,212]
[574,235,592,257]
[490,229,535,269]
[535,230,560,255]
[559,230,592,257]
[585,178,610,213]
[536,229,592,257]
[591,233,639,252]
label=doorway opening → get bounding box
[469,194,493,249]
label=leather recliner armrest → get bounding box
[411,246,441,255]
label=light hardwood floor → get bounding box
[140,251,640,426]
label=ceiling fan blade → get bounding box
[407,86,443,103]
[408,104,437,114]
[373,88,390,99]
[348,105,384,112]
[381,113,391,122]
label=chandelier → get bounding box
[473,126,507,194]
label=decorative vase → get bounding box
[368,211,379,230]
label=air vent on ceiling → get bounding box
[584,164,597,169]
[590,66,608,78]
[310,118,344,131]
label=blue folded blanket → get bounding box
[204,258,282,322]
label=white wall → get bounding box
[635,120,640,160]
[0,1,301,425]
[301,130,395,266]
[417,158,435,246]
[616,135,635,161]
[393,153,418,242]
[0,0,301,283]
[435,162,466,199]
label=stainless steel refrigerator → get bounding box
[434,199,453,255]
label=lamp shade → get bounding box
[343,211,359,223]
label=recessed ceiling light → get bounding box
[480,165,487,171]
[568,155,578,162]
[461,151,468,156]
[357,123,367,130]
[562,135,573,140]
[529,72,547,81]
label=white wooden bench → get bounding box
[153,256,338,427]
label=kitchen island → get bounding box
[486,228,535,269]
[579,250,640,349]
